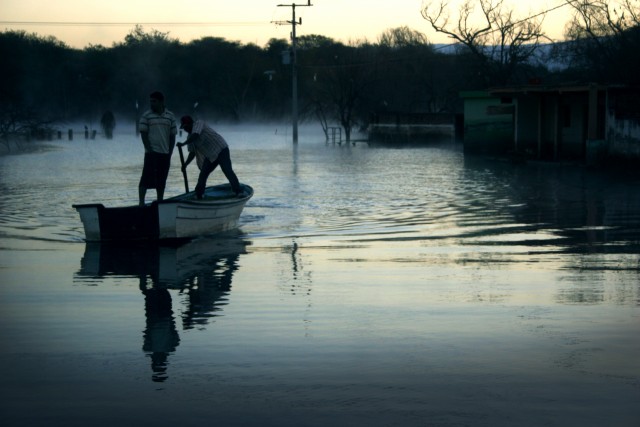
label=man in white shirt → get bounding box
[138,91,177,205]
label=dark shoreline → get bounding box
[0,139,63,156]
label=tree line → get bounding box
[1,0,638,146]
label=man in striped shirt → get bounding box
[138,91,177,205]
[177,115,242,199]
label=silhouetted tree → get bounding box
[373,27,442,112]
[0,104,57,151]
[302,38,377,141]
[0,30,72,117]
[111,26,181,115]
[557,0,640,85]
[377,26,430,47]
[421,0,548,86]
[2,12,612,145]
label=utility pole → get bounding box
[276,1,313,144]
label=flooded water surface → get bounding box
[0,126,639,426]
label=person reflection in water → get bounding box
[140,281,180,383]
[181,254,239,330]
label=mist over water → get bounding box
[0,125,639,426]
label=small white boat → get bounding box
[73,183,253,242]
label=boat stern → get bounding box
[72,204,103,241]
[73,203,160,242]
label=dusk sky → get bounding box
[1,0,574,48]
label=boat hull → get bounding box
[73,183,253,242]
[76,235,250,286]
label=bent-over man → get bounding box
[177,115,243,199]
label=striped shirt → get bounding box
[186,120,229,169]
[139,109,177,154]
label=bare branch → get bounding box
[421,0,547,84]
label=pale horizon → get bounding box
[0,0,574,49]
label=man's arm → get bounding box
[181,132,200,146]
[177,137,196,168]
[140,131,151,151]
[169,133,176,154]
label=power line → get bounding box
[0,21,269,27]
[426,0,577,50]
[298,1,578,69]
[509,0,577,33]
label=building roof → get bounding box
[488,83,613,96]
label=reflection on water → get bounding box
[462,157,640,254]
[141,285,179,382]
[75,234,249,382]
[1,131,639,425]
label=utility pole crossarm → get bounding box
[277,1,312,7]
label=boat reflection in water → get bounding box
[76,234,250,382]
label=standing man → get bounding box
[100,110,116,139]
[177,115,243,199]
[138,91,177,205]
